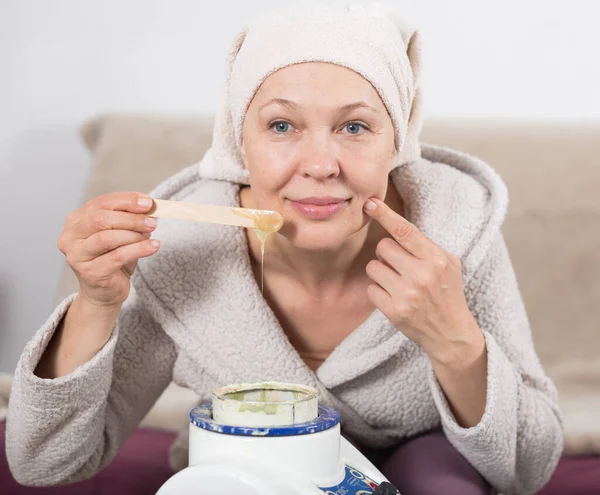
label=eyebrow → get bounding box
[259,98,300,112]
[258,98,379,114]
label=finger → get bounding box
[85,192,155,215]
[366,259,402,296]
[65,193,153,231]
[366,283,393,315]
[375,237,414,275]
[364,198,436,259]
[77,230,153,260]
[121,262,136,277]
[74,210,157,240]
[77,239,160,279]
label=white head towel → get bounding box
[198,3,423,185]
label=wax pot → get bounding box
[156,382,400,495]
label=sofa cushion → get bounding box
[501,210,600,455]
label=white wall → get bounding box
[0,0,598,372]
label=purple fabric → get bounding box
[536,455,600,495]
[359,429,600,495]
[2,420,600,494]
[0,421,173,494]
[375,431,494,495]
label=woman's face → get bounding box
[241,62,396,250]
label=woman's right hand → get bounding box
[58,192,161,309]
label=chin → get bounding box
[281,219,364,252]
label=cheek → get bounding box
[244,138,296,195]
[341,147,393,196]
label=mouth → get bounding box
[288,196,350,220]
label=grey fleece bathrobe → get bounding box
[6,144,563,494]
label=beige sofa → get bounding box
[50,114,600,455]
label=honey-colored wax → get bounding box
[232,208,284,293]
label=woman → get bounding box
[6,4,562,494]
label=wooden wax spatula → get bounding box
[148,199,284,233]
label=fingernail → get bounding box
[145,217,158,228]
[138,197,153,208]
[364,200,376,211]
[150,239,161,249]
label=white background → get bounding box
[0,0,598,371]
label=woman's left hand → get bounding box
[363,197,484,364]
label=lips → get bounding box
[289,196,349,220]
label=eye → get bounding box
[270,121,292,133]
[343,122,368,135]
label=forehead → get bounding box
[252,62,384,107]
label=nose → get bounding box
[298,133,340,180]
[304,161,339,180]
